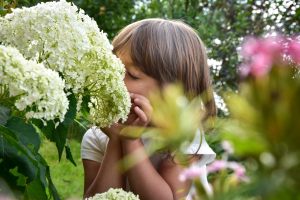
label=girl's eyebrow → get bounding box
[125,62,139,70]
[123,59,133,65]
[127,66,140,73]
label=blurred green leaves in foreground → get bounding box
[214,36,300,200]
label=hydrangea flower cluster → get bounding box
[0,45,68,122]
[85,188,140,200]
[0,0,130,127]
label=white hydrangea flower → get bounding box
[0,0,131,127]
[0,45,68,123]
[85,188,139,200]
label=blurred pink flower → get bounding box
[240,36,284,77]
[241,36,282,59]
[239,64,251,77]
[287,39,300,64]
[207,160,227,173]
[241,37,260,57]
[179,166,213,197]
[249,53,273,77]
[227,162,248,182]
[207,160,248,182]
[179,165,206,182]
[180,160,248,197]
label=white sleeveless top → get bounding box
[81,126,215,198]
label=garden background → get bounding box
[1,0,299,199]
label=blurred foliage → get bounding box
[144,85,202,155]
[0,0,15,15]
[216,81,300,199]
[213,37,300,199]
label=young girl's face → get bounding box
[118,51,160,98]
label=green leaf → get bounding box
[32,119,55,141]
[62,93,77,126]
[65,143,76,166]
[0,7,8,16]
[0,105,10,125]
[45,166,60,200]
[53,124,68,161]
[24,179,47,200]
[6,117,40,153]
[9,166,27,187]
[0,125,60,199]
[0,125,36,182]
[55,93,77,162]
[219,120,268,156]
[31,93,77,161]
[34,153,61,200]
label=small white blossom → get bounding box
[208,58,222,77]
[221,140,234,154]
[213,92,229,116]
[0,45,68,122]
[85,188,139,200]
[213,38,222,45]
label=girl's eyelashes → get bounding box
[126,71,139,80]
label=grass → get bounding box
[39,139,84,200]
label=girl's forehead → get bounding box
[117,51,136,67]
[115,44,145,73]
[116,50,131,63]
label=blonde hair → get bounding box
[112,18,216,119]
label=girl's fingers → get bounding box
[134,106,148,123]
[132,117,147,127]
[129,93,153,126]
[130,93,150,104]
[133,98,152,119]
[133,98,151,110]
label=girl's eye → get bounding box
[126,71,139,80]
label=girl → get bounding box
[81,18,216,200]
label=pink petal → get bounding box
[179,166,205,182]
[239,64,251,78]
[207,160,227,173]
[241,37,260,58]
[250,53,273,77]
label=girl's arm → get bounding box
[123,93,194,199]
[82,159,100,194]
[122,139,193,200]
[83,126,125,198]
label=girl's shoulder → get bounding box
[81,126,108,146]
[81,127,109,162]
[142,129,216,167]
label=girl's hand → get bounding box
[102,93,152,140]
[101,123,123,140]
[125,93,153,127]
